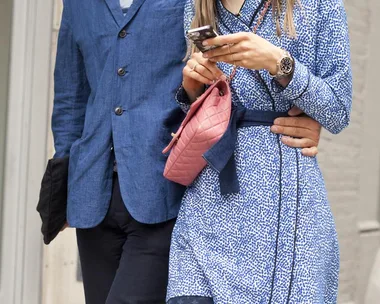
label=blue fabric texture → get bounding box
[202,105,288,195]
[52,0,187,227]
[167,0,352,303]
[167,296,214,304]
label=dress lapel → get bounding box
[217,0,251,33]
[217,0,266,33]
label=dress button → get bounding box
[119,29,127,38]
[117,68,126,76]
[114,107,123,116]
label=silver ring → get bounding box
[191,63,199,72]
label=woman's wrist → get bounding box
[266,47,295,88]
[266,46,283,76]
[182,80,205,103]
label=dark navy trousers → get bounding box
[76,173,176,304]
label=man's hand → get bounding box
[270,107,322,157]
[61,221,69,232]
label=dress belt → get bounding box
[203,105,289,195]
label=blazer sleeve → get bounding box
[51,2,90,158]
[174,0,196,113]
[273,0,352,134]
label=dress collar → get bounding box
[217,0,267,33]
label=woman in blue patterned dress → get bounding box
[167,0,352,303]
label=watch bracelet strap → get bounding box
[269,50,294,79]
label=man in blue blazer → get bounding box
[52,0,321,303]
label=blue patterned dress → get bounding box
[167,0,352,303]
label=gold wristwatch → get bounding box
[269,50,294,79]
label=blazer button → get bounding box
[117,68,126,76]
[114,107,123,116]
[119,29,127,38]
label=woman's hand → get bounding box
[183,52,226,102]
[202,32,283,75]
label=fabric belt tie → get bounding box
[203,105,289,195]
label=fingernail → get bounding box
[203,53,209,58]
[271,126,279,132]
[202,41,208,46]
[281,136,289,143]
[274,118,283,125]
[220,75,227,81]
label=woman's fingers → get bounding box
[183,52,226,89]
[183,65,214,85]
[191,52,225,80]
[203,44,235,59]
[203,32,249,47]
[187,59,215,82]
[204,43,249,65]
[208,52,246,65]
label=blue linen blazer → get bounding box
[52,0,187,227]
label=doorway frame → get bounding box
[0,0,54,303]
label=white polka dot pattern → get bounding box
[167,0,352,303]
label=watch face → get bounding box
[280,57,294,74]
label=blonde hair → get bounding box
[189,0,297,52]
[272,0,297,36]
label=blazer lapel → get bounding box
[121,0,147,29]
[105,0,124,27]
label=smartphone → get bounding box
[186,25,221,53]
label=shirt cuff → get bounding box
[271,58,310,102]
[175,85,191,113]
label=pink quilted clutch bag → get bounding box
[162,79,231,186]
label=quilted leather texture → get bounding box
[163,80,232,186]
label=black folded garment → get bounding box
[36,157,69,245]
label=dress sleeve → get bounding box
[184,0,195,37]
[174,0,196,113]
[52,2,90,157]
[273,0,352,134]
[175,85,192,113]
